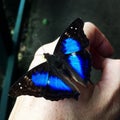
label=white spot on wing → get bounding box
[75,27,77,30]
[20,86,23,89]
[18,83,21,85]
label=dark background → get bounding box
[0,0,120,119]
[2,0,120,73]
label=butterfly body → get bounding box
[9,18,91,101]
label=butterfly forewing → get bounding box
[9,62,48,97]
[54,18,89,56]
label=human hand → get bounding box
[9,22,120,120]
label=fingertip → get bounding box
[84,22,96,41]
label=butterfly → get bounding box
[9,18,91,101]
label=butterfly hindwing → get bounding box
[65,50,91,84]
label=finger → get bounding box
[99,59,120,92]
[90,47,104,69]
[84,22,114,57]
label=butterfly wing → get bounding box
[54,18,91,85]
[54,18,89,55]
[9,61,79,100]
[9,18,91,101]
[9,62,49,98]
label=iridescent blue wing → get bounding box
[54,18,89,55]
[9,62,79,100]
[54,18,91,85]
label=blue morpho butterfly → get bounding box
[9,18,91,101]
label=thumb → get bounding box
[98,58,120,97]
[90,58,120,109]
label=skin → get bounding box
[8,22,120,120]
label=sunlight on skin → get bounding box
[29,39,58,70]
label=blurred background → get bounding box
[0,0,120,119]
